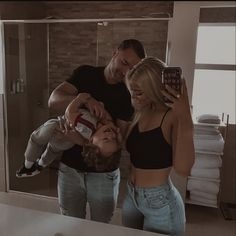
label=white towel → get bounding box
[194,134,225,153]
[187,179,220,195]
[190,190,217,201]
[193,156,222,169]
[196,114,221,124]
[195,153,221,159]
[190,168,220,179]
[194,133,223,141]
[194,127,220,135]
[190,193,217,206]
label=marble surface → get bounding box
[0,203,164,236]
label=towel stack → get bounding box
[187,114,225,207]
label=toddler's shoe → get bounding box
[16,161,43,178]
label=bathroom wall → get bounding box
[46,1,173,93]
[0,2,46,19]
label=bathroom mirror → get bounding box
[3,18,168,216]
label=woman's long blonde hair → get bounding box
[125,57,169,138]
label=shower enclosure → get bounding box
[1,18,170,198]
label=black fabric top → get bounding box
[126,110,173,169]
[61,65,134,172]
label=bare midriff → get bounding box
[129,165,172,187]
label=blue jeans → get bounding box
[122,179,185,236]
[57,162,120,223]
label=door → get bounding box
[4,22,57,196]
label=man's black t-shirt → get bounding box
[61,65,134,172]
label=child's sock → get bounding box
[38,159,47,167]
[24,160,34,169]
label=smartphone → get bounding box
[162,67,182,102]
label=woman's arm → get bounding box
[163,79,195,176]
[172,113,195,176]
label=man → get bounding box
[48,39,146,223]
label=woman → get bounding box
[122,57,195,235]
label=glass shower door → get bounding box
[4,23,56,196]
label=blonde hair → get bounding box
[125,57,168,135]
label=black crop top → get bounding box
[126,110,173,169]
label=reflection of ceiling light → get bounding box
[97,21,108,26]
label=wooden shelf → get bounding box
[185,198,218,208]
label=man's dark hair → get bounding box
[118,39,146,59]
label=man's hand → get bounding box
[86,98,107,120]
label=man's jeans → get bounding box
[122,179,185,236]
[58,162,120,223]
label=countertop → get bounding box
[0,203,164,236]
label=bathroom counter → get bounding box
[0,203,164,236]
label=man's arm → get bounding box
[48,81,78,114]
[64,93,92,126]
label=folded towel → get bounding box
[194,132,223,140]
[190,194,217,206]
[195,153,221,159]
[193,156,222,169]
[196,114,221,124]
[187,179,220,195]
[194,126,220,135]
[190,190,217,201]
[194,134,225,153]
[190,168,220,179]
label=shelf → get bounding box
[185,198,218,208]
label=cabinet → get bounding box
[186,121,226,208]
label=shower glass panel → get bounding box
[4,19,168,198]
[4,21,100,197]
[4,23,52,195]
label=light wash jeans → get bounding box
[122,179,185,236]
[58,162,120,223]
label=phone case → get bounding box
[162,67,182,102]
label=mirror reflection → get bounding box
[4,19,169,223]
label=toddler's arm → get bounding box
[65,93,91,127]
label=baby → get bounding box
[16,93,122,178]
